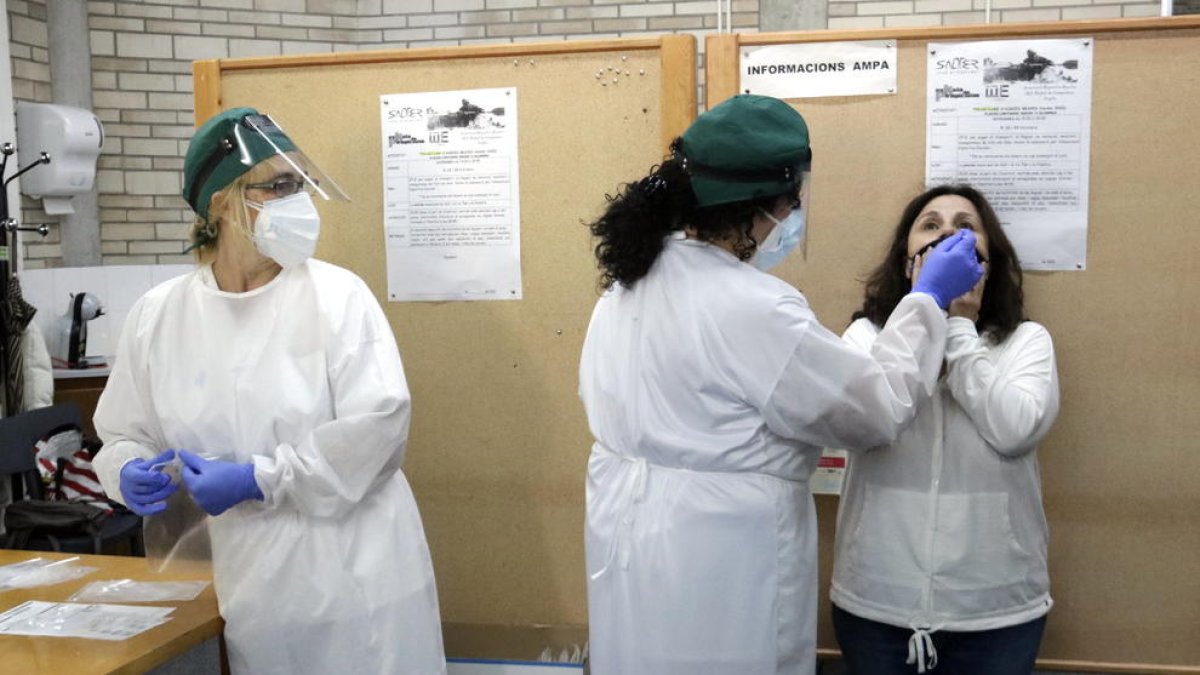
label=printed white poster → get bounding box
[741,41,897,99]
[380,88,522,301]
[927,38,1093,271]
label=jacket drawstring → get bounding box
[906,627,938,673]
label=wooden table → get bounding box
[0,550,225,674]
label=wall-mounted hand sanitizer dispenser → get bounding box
[15,102,105,215]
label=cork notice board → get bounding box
[192,36,696,649]
[707,17,1200,674]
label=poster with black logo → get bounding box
[379,87,521,301]
[927,39,1092,271]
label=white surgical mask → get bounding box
[751,206,807,271]
[245,192,321,268]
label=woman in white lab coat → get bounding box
[578,95,985,675]
[830,184,1059,675]
[91,108,445,675]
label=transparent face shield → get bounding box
[142,456,211,574]
[787,163,813,257]
[233,113,350,203]
[796,163,812,220]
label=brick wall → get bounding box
[828,0,1159,30]
[6,0,62,267]
[8,0,1163,267]
[8,0,46,102]
[15,0,742,267]
[85,1,205,266]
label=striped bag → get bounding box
[35,425,115,515]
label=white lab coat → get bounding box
[93,260,445,675]
[831,317,1059,634]
[21,321,54,412]
[578,235,949,675]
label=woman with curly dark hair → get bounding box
[578,96,984,675]
[831,185,1060,675]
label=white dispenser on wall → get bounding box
[15,102,105,215]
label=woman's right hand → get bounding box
[911,230,984,310]
[118,449,178,516]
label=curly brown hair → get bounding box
[588,140,796,290]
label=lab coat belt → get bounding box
[590,444,650,581]
[589,443,795,580]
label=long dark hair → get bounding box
[589,140,792,289]
[854,184,1025,343]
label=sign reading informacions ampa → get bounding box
[741,40,898,99]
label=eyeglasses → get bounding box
[244,176,314,199]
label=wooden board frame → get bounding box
[195,36,695,155]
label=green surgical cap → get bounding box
[181,107,297,219]
[679,95,812,208]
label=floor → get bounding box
[148,641,1095,675]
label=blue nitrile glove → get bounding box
[119,449,179,516]
[178,450,264,517]
[911,229,985,309]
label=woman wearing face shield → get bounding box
[830,185,1060,675]
[578,95,984,675]
[90,108,446,675]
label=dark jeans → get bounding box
[832,604,1046,675]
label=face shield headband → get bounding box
[186,113,350,219]
[235,114,349,203]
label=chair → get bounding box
[0,403,143,555]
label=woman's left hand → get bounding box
[948,264,987,321]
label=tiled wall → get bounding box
[7,0,1161,267]
[20,263,192,362]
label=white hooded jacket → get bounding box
[832,316,1059,640]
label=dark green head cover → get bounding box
[678,95,812,208]
[182,107,298,219]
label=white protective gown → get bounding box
[93,260,446,675]
[578,235,949,675]
[831,317,1059,638]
